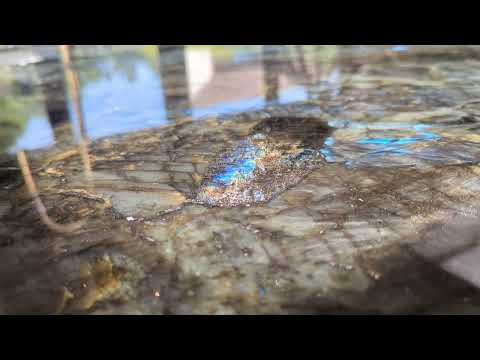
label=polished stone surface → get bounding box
[2,45,480,314]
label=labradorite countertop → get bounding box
[2,45,480,314]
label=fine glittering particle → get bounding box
[195,117,332,207]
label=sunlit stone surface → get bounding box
[3,46,480,314]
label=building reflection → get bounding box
[157,45,192,121]
[185,47,264,109]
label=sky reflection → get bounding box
[6,46,320,152]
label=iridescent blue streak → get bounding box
[319,136,336,162]
[320,148,335,162]
[212,158,257,185]
[324,137,335,146]
[211,141,263,186]
[357,132,440,146]
[345,126,442,167]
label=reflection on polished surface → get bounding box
[4,46,480,314]
[1,45,346,151]
[158,45,191,121]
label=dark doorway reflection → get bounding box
[298,45,316,100]
[157,45,191,121]
[33,47,72,144]
[262,45,283,103]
